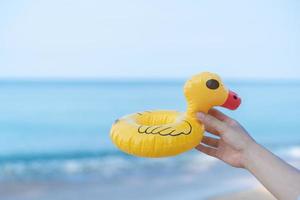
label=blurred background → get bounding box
[0,0,299,199]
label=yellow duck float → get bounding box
[110,72,241,158]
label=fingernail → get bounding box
[196,112,205,120]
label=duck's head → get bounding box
[184,72,241,115]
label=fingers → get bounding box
[208,109,232,122]
[197,112,227,133]
[202,136,219,148]
[204,125,220,136]
[195,144,217,157]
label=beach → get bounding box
[0,153,261,200]
[1,0,299,198]
[0,80,299,199]
[0,176,275,200]
[0,170,262,200]
[0,154,298,200]
[210,187,276,200]
[0,183,275,200]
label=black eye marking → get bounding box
[206,79,219,90]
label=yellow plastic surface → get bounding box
[110,72,229,158]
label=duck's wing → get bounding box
[138,120,192,137]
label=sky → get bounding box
[0,0,299,79]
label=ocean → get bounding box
[0,80,299,199]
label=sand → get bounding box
[210,186,276,200]
[0,180,277,200]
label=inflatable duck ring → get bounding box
[110,72,241,158]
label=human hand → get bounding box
[195,109,255,168]
[196,109,300,199]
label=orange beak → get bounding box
[221,90,241,110]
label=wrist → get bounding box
[241,139,260,169]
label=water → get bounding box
[0,80,299,198]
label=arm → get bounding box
[196,109,300,200]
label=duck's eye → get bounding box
[206,79,219,90]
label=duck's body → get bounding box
[111,110,203,157]
[110,72,241,158]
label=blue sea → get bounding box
[0,80,299,199]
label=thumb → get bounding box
[197,112,227,133]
